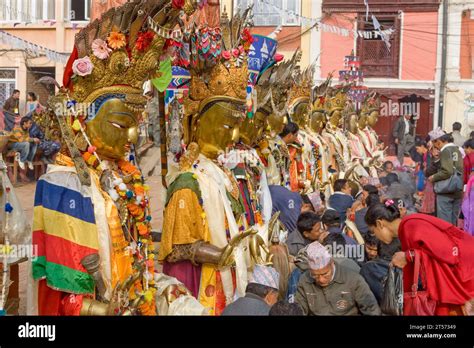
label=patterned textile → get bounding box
[307,241,331,270]
[249,265,280,290]
[32,173,99,294]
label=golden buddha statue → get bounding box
[31,0,197,316]
[287,64,315,193]
[343,102,371,184]
[257,51,301,187]
[305,93,331,198]
[160,8,270,315]
[322,89,351,173]
[345,102,368,162]
[359,93,383,162]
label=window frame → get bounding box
[0,0,55,23]
[0,68,17,107]
[356,13,401,79]
[234,0,302,27]
[67,0,90,22]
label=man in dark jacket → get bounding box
[3,89,20,115]
[222,265,279,316]
[2,89,20,131]
[392,114,415,166]
[295,241,381,316]
[286,211,324,257]
[428,129,464,225]
[328,179,354,223]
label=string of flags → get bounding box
[0,30,70,64]
[147,17,186,41]
[259,0,394,40]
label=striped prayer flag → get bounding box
[32,175,99,294]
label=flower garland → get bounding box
[112,159,156,315]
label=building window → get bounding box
[0,0,55,23]
[68,0,91,22]
[0,69,17,108]
[357,14,400,78]
[235,0,301,26]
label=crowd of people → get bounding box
[1,0,473,318]
[1,90,60,182]
[212,120,474,316]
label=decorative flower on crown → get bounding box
[92,39,112,60]
[107,31,126,50]
[72,56,94,77]
[240,28,254,50]
[136,31,155,52]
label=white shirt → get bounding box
[404,118,410,135]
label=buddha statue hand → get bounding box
[249,233,273,266]
[164,283,192,305]
[166,242,221,266]
[80,254,107,302]
[166,229,257,267]
[218,228,258,269]
[80,271,143,316]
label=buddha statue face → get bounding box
[290,100,310,129]
[194,97,245,159]
[309,110,326,134]
[85,98,139,161]
[347,113,359,134]
[267,112,288,136]
[328,109,342,128]
[240,108,268,146]
[367,110,379,128]
[358,113,368,130]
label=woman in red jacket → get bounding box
[365,201,474,315]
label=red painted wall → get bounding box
[320,13,356,79]
[460,10,474,79]
[401,12,438,81]
[320,12,439,81]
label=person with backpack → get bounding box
[427,128,464,225]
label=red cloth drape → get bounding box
[63,46,78,90]
[38,279,63,315]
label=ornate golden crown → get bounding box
[310,75,332,112]
[185,60,249,117]
[361,92,381,115]
[65,0,193,110]
[324,90,347,116]
[183,7,253,118]
[288,64,314,110]
[311,97,325,112]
